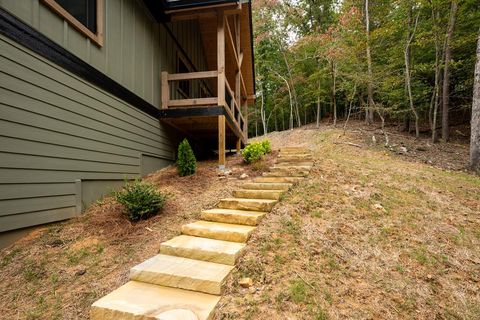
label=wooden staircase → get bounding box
[90,147,313,320]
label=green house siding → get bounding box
[0,0,209,108]
[0,34,176,233]
[0,0,209,238]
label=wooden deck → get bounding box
[159,3,254,167]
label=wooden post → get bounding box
[235,14,241,109]
[236,138,241,154]
[242,99,248,138]
[217,10,225,107]
[218,115,226,169]
[161,71,169,109]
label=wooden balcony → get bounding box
[159,4,255,168]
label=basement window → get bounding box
[41,0,103,46]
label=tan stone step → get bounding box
[201,208,265,226]
[254,176,304,184]
[241,182,292,191]
[275,161,314,167]
[182,221,256,243]
[218,197,277,212]
[91,281,220,320]
[263,169,309,177]
[233,189,285,200]
[277,154,313,162]
[272,165,312,170]
[130,254,233,295]
[160,235,245,266]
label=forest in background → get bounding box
[249,0,479,147]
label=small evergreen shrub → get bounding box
[242,140,271,163]
[261,140,271,154]
[177,139,196,176]
[115,180,166,222]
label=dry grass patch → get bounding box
[217,127,479,320]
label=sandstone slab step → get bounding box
[201,208,265,226]
[91,281,220,320]
[277,154,313,162]
[130,254,233,295]
[233,189,285,200]
[254,176,304,184]
[182,221,256,243]
[275,161,313,167]
[241,182,292,190]
[160,235,245,265]
[218,197,277,212]
[263,170,309,177]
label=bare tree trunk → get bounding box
[365,0,375,124]
[404,7,420,137]
[442,0,458,142]
[260,90,267,135]
[431,5,442,142]
[471,30,480,170]
[281,50,301,127]
[343,83,358,134]
[316,64,321,128]
[274,71,294,130]
[332,61,337,126]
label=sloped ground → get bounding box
[0,153,275,319]
[216,124,480,319]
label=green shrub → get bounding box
[115,180,166,221]
[261,140,271,154]
[242,140,271,163]
[177,139,196,176]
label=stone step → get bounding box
[91,281,220,320]
[241,182,292,191]
[263,169,309,177]
[254,176,304,184]
[271,165,312,170]
[275,161,314,167]
[182,221,256,243]
[201,208,265,226]
[160,235,245,266]
[218,197,277,212]
[130,254,233,295]
[277,154,313,162]
[233,189,285,200]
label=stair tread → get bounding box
[202,208,266,216]
[241,182,292,190]
[91,281,220,320]
[221,197,277,203]
[130,254,233,295]
[182,220,256,243]
[201,208,265,226]
[160,235,245,265]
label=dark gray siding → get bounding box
[0,35,175,232]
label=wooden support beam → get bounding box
[218,115,226,169]
[168,97,218,107]
[167,70,218,81]
[225,16,239,67]
[236,138,241,154]
[242,99,248,138]
[217,10,225,107]
[161,71,169,109]
[235,14,241,110]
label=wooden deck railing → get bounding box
[161,70,247,140]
